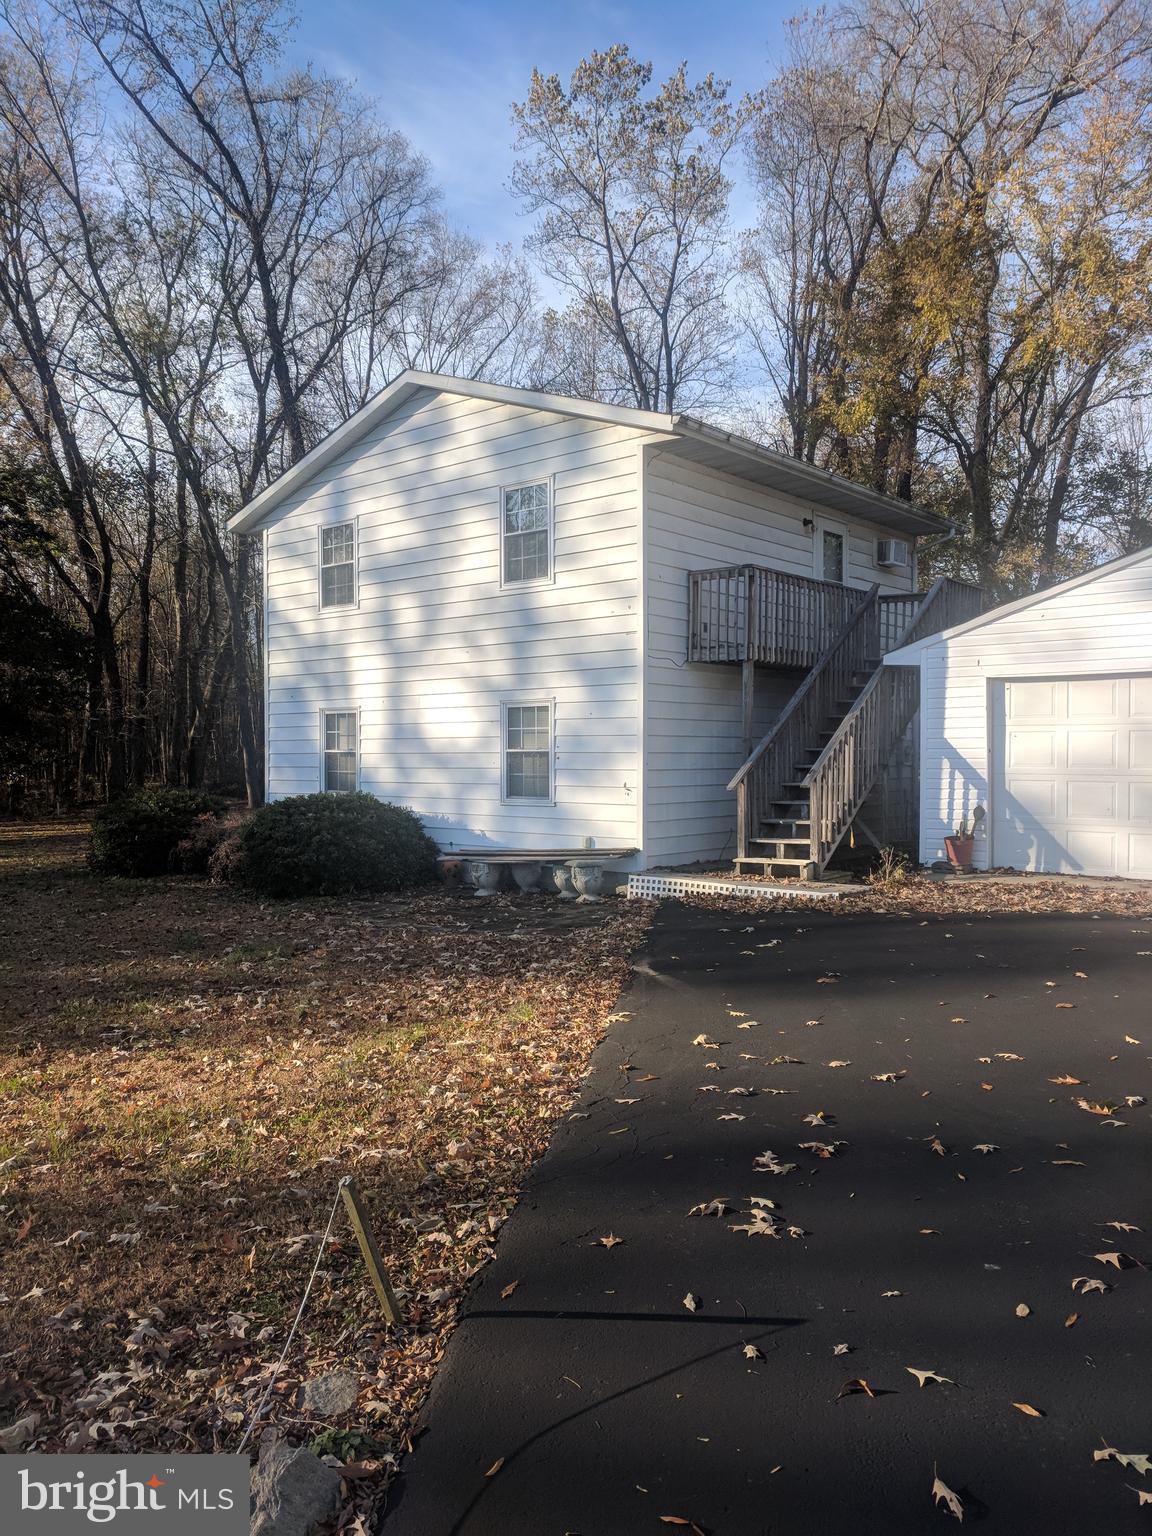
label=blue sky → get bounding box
[289,0,797,248]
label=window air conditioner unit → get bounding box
[876,538,911,569]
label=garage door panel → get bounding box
[992,675,1152,878]
[1066,779,1116,820]
[1131,730,1152,770]
[1068,678,1118,716]
[1007,732,1057,767]
[1008,681,1059,718]
[1067,730,1117,769]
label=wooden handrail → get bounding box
[800,576,984,870]
[689,566,861,669]
[728,586,881,862]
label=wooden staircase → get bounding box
[729,577,983,878]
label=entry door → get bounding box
[991,676,1152,877]
[814,519,847,584]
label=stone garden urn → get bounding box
[467,860,502,897]
[549,864,578,900]
[511,862,543,892]
[571,862,605,902]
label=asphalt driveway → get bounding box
[381,903,1152,1535]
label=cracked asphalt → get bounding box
[381,902,1152,1535]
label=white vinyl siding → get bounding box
[319,521,356,608]
[642,454,915,869]
[907,553,1152,873]
[502,480,552,584]
[503,702,553,801]
[263,388,644,853]
[322,710,358,792]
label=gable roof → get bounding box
[886,543,1152,663]
[226,370,950,537]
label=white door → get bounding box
[991,676,1152,877]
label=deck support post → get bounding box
[741,660,756,759]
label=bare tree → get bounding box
[512,44,748,414]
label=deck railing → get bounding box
[802,577,984,869]
[728,586,882,864]
[689,566,862,669]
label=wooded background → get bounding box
[1,0,1149,807]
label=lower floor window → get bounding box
[504,702,552,800]
[323,711,357,792]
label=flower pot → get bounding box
[571,862,605,902]
[943,836,975,870]
[548,864,578,900]
[467,860,503,897]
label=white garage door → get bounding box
[991,676,1152,878]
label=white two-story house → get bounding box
[229,372,979,877]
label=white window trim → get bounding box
[813,515,849,585]
[318,705,361,793]
[316,517,359,612]
[500,697,556,806]
[498,476,555,590]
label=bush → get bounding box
[237,792,439,897]
[88,787,226,877]
[207,827,248,886]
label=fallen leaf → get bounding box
[1051,1160,1086,1166]
[1071,1277,1110,1294]
[659,1519,705,1534]
[485,1458,504,1478]
[682,1293,699,1313]
[1055,1002,1075,1009]
[595,1234,624,1249]
[906,1367,954,1389]
[919,1228,942,1235]
[753,1149,798,1175]
[1104,1221,1141,1233]
[836,1377,875,1399]
[932,1470,964,1521]
[979,1082,994,1092]
[802,1110,828,1125]
[1075,1098,1118,1116]
[826,1060,851,1068]
[687,1199,731,1218]
[833,1343,851,1355]
[1093,1251,1129,1269]
[742,1343,764,1360]
[871,1070,907,1083]
[1049,1075,1083,1085]
[691,1035,720,1049]
[1124,1035,1142,1045]
[1064,1312,1078,1328]
[1013,1402,1044,1417]
[1094,1447,1152,1475]
[973,1144,999,1154]
[499,1281,519,1300]
[929,1137,948,1156]
[1015,1303,1031,1318]
[881,1290,903,1298]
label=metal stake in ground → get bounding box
[339,1176,404,1327]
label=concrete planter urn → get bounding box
[571,862,605,902]
[549,864,578,900]
[467,860,502,897]
[511,861,543,893]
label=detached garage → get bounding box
[887,547,1152,879]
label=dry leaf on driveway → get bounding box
[931,1470,964,1521]
[836,1378,875,1400]
[1071,1277,1110,1294]
[1013,1403,1044,1417]
[682,1293,699,1313]
[1015,1303,1031,1317]
[906,1367,954,1388]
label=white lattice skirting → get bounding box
[625,874,845,902]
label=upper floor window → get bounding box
[502,481,552,585]
[322,710,357,792]
[320,521,356,608]
[503,702,553,801]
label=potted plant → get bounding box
[944,805,985,870]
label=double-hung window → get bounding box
[322,711,357,792]
[502,481,551,584]
[320,522,356,608]
[503,702,552,801]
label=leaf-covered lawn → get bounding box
[0,820,649,1521]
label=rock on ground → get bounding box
[301,1369,360,1419]
[251,1439,342,1536]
